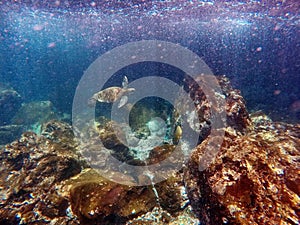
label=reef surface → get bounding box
[0,75,299,224]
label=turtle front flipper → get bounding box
[118,95,128,108]
[122,76,128,88]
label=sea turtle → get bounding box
[88,76,135,108]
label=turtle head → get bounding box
[88,97,97,107]
[125,87,135,93]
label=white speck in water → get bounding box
[256,47,262,52]
[33,24,44,31]
[47,42,56,48]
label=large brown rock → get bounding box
[57,168,186,224]
[185,122,300,224]
[59,168,157,224]
[176,75,252,144]
[0,122,82,224]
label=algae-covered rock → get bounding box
[59,168,186,224]
[0,123,82,224]
[218,75,252,132]
[146,144,176,165]
[126,206,200,225]
[59,168,157,224]
[0,83,22,126]
[12,101,59,131]
[0,119,186,224]
[41,120,77,150]
[96,118,128,150]
[185,123,300,224]
[0,124,23,145]
[2,74,297,225]
[176,75,252,144]
[95,118,136,164]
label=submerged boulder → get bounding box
[58,168,187,225]
[175,75,252,145]
[59,168,156,224]
[12,100,59,134]
[185,122,300,224]
[0,122,82,224]
[0,124,23,146]
[0,83,22,126]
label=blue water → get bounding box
[0,1,299,122]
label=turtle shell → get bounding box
[95,87,123,103]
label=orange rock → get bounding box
[185,123,300,224]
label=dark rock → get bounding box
[12,101,58,128]
[147,144,175,165]
[0,124,23,145]
[96,118,128,150]
[95,118,136,164]
[0,83,22,126]
[154,172,184,214]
